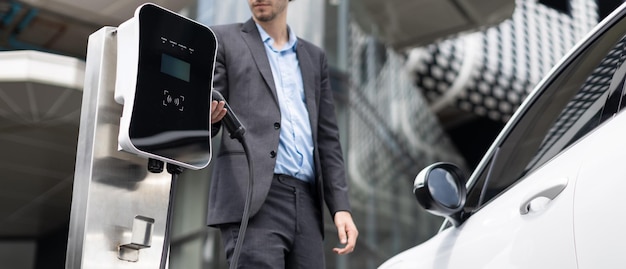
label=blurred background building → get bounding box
[0,0,622,268]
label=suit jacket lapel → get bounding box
[296,40,319,140]
[240,19,279,106]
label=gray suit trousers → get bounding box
[219,174,324,269]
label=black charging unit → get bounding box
[114,4,253,269]
[115,3,215,170]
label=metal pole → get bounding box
[66,27,173,269]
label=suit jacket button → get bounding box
[274,122,281,130]
[270,151,277,158]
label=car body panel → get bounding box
[574,110,626,269]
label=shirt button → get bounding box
[270,151,277,158]
[274,122,281,130]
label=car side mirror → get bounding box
[413,162,467,227]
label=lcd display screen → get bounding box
[161,53,190,82]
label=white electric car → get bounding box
[379,3,626,269]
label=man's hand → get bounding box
[210,100,227,124]
[332,211,358,255]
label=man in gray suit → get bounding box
[208,0,358,268]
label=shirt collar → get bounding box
[255,23,298,52]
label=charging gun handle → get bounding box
[212,90,245,140]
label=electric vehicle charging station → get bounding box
[66,3,217,268]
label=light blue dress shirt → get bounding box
[256,24,315,182]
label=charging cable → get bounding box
[212,90,252,269]
[147,158,182,269]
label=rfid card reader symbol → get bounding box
[163,90,184,111]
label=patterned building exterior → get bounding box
[409,0,598,121]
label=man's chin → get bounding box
[254,14,275,22]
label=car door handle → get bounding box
[519,177,569,215]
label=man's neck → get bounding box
[255,18,289,49]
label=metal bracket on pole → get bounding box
[118,215,155,262]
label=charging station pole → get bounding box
[66,27,173,268]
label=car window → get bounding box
[464,32,626,210]
[523,38,626,173]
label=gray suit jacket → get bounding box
[207,19,351,228]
